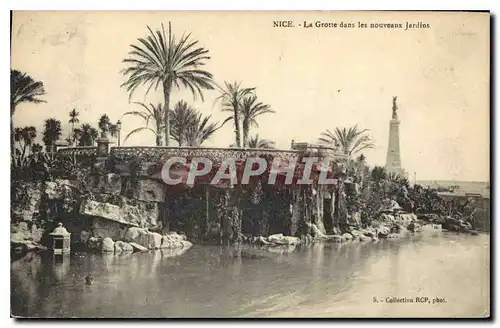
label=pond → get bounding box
[11,233,490,318]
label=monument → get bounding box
[385,97,407,177]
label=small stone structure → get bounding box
[49,223,71,254]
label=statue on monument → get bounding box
[392,96,398,119]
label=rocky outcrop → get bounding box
[87,237,103,251]
[252,233,301,246]
[102,237,115,252]
[133,179,166,202]
[80,197,159,230]
[11,222,46,255]
[87,173,122,195]
[123,227,192,251]
[114,240,134,253]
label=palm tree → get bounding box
[68,108,80,145]
[216,81,255,148]
[11,69,46,152]
[123,102,164,146]
[239,95,274,147]
[371,166,387,182]
[74,124,99,146]
[121,22,214,146]
[247,134,275,149]
[20,126,37,158]
[182,113,224,147]
[42,118,62,154]
[31,143,43,153]
[319,125,375,156]
[170,100,198,146]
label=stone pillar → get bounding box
[97,137,111,158]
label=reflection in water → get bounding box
[11,234,489,318]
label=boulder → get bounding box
[362,229,376,238]
[102,237,115,253]
[407,222,421,232]
[387,233,401,239]
[149,232,163,249]
[87,237,103,251]
[377,226,390,238]
[114,240,134,253]
[358,235,372,242]
[124,227,161,249]
[341,233,353,241]
[129,242,148,252]
[267,234,300,246]
[160,233,192,249]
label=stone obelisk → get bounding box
[385,97,404,176]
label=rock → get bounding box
[362,229,376,238]
[341,233,353,241]
[87,237,103,251]
[161,233,192,250]
[133,179,166,202]
[470,230,479,236]
[267,233,300,246]
[114,240,134,253]
[358,235,372,242]
[129,242,148,252]
[377,226,390,238]
[387,233,401,239]
[407,222,421,232]
[149,232,163,249]
[102,237,115,252]
[350,230,363,237]
[421,224,442,233]
[80,199,125,224]
[96,173,122,195]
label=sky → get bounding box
[11,11,490,182]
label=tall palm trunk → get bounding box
[242,118,249,147]
[234,105,241,147]
[163,79,172,146]
[156,120,163,146]
[70,122,75,146]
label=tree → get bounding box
[42,118,62,153]
[247,134,275,149]
[121,22,214,146]
[183,113,223,147]
[17,126,37,158]
[74,123,99,146]
[68,108,80,145]
[170,100,198,146]
[11,69,46,153]
[216,81,255,148]
[319,125,375,156]
[123,102,164,146]
[239,95,274,147]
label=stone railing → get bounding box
[57,146,98,157]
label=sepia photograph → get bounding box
[10,10,490,318]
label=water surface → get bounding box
[11,233,490,318]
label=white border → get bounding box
[3,1,497,327]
